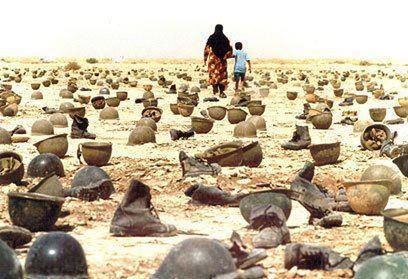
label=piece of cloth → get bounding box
[234,72,245,82]
[233,50,250,73]
[205,46,233,86]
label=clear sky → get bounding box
[2,0,408,60]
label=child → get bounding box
[233,42,251,91]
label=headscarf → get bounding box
[206,24,232,59]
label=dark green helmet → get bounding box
[153,238,236,279]
[355,253,408,279]
[0,239,23,278]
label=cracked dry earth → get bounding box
[0,59,407,278]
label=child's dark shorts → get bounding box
[234,72,246,81]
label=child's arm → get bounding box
[247,60,252,73]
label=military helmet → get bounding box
[69,166,114,201]
[233,121,257,138]
[99,107,119,120]
[59,102,75,113]
[27,153,65,178]
[31,119,54,135]
[127,126,156,145]
[153,238,236,279]
[361,164,402,194]
[99,87,110,95]
[0,127,12,144]
[136,117,157,132]
[0,239,23,278]
[49,113,68,128]
[0,151,24,185]
[247,115,267,131]
[25,232,88,278]
[355,253,408,279]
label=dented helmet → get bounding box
[25,232,88,278]
[68,166,114,201]
[153,238,236,279]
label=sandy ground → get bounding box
[0,59,407,278]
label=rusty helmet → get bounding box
[127,126,156,145]
[31,119,54,135]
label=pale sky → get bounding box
[2,0,408,60]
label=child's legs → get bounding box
[240,72,246,88]
[234,73,242,90]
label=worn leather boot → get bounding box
[179,151,221,177]
[8,125,26,136]
[249,205,291,249]
[185,184,244,206]
[228,231,267,269]
[110,179,177,236]
[170,129,195,141]
[70,115,96,139]
[339,97,354,106]
[353,236,384,272]
[295,103,311,120]
[281,125,311,150]
[42,106,59,114]
[284,243,353,271]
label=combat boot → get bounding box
[284,243,353,271]
[281,125,311,150]
[70,115,96,139]
[184,184,244,206]
[110,179,177,236]
[170,129,194,141]
[179,151,221,177]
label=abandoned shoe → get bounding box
[70,115,96,139]
[170,129,194,141]
[228,231,267,269]
[295,103,311,120]
[200,110,210,118]
[110,179,176,237]
[384,118,405,125]
[339,97,354,106]
[179,151,221,177]
[353,236,384,272]
[339,116,358,125]
[8,125,26,136]
[290,162,323,196]
[252,226,290,249]
[313,214,343,228]
[185,184,244,206]
[284,243,353,271]
[214,266,266,279]
[249,205,291,249]
[249,205,288,230]
[281,125,311,150]
[0,225,32,249]
[203,97,219,102]
[42,106,59,114]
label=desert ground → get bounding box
[0,58,407,278]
